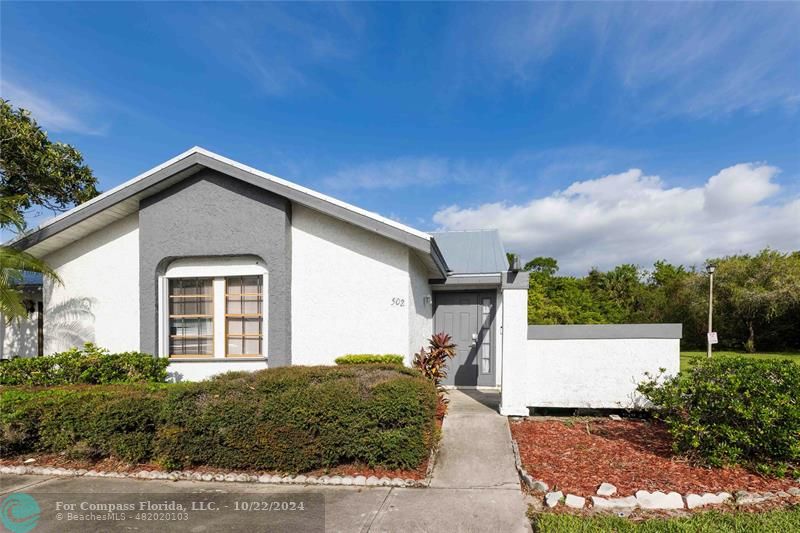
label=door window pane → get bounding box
[480,297,492,374]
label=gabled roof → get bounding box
[7,147,448,277]
[430,230,508,274]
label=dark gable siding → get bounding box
[139,169,291,365]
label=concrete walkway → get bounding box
[0,391,531,532]
[430,389,522,490]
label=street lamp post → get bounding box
[706,264,716,358]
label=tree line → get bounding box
[512,249,800,352]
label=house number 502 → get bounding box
[391,298,405,307]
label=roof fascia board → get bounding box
[194,154,433,254]
[9,156,202,250]
[191,148,431,241]
[428,235,449,276]
[6,148,200,248]
[430,273,502,287]
[8,148,448,277]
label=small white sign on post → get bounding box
[707,332,718,345]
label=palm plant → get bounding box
[0,196,60,320]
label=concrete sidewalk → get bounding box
[0,391,531,532]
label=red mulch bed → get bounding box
[510,418,795,497]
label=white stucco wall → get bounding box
[499,288,529,415]
[0,308,39,358]
[504,336,680,411]
[408,252,433,364]
[42,213,140,354]
[291,205,412,364]
[167,360,268,382]
[493,290,504,388]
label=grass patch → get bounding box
[530,507,800,532]
[681,350,800,371]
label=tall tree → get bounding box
[524,256,559,275]
[0,100,93,320]
[0,99,98,220]
[713,249,800,352]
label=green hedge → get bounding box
[334,354,404,366]
[0,365,437,473]
[0,344,168,386]
[0,385,167,462]
[638,356,800,475]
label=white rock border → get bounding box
[510,437,800,512]
[511,440,549,493]
[0,465,425,488]
[540,484,800,511]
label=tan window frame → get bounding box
[225,276,263,357]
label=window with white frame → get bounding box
[161,258,267,359]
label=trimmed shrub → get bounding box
[334,354,404,366]
[0,365,438,473]
[0,385,167,462]
[638,356,800,475]
[0,343,168,386]
[156,365,437,472]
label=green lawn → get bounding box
[531,507,800,532]
[680,350,800,371]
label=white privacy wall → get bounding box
[42,213,140,354]
[501,325,681,414]
[525,338,680,408]
[291,205,413,364]
[499,288,529,414]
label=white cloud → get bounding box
[703,163,780,215]
[433,164,800,274]
[0,80,109,136]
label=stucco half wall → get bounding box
[501,324,682,414]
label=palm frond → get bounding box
[0,244,60,320]
[0,282,28,320]
[0,246,61,284]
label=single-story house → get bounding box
[1,147,682,413]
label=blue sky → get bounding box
[2,2,798,273]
